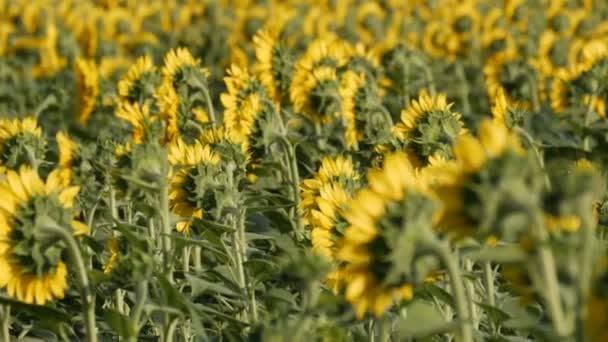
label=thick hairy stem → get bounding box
[46,223,97,342]
[201,87,216,125]
[274,136,304,240]
[423,232,473,342]
[159,182,174,284]
[1,305,10,342]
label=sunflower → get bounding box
[340,71,367,149]
[300,155,360,259]
[336,152,439,318]
[221,64,269,143]
[252,25,292,102]
[55,132,77,185]
[290,36,351,122]
[103,238,120,274]
[290,66,343,123]
[0,117,46,173]
[117,55,157,104]
[483,54,539,108]
[115,102,156,144]
[75,58,99,125]
[156,48,211,143]
[433,119,537,242]
[355,2,386,45]
[168,140,221,234]
[0,166,88,305]
[392,90,466,168]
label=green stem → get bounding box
[164,317,179,342]
[201,87,216,125]
[483,262,495,307]
[159,181,174,284]
[192,246,202,272]
[463,259,478,331]
[423,233,473,342]
[533,215,569,337]
[367,319,375,342]
[456,63,471,116]
[577,207,595,339]
[274,136,304,240]
[182,246,190,272]
[45,222,97,342]
[128,277,149,341]
[231,213,250,323]
[1,305,10,341]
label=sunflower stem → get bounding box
[159,180,174,284]
[423,232,472,342]
[192,246,202,271]
[533,214,570,337]
[456,63,471,116]
[483,261,496,306]
[45,222,97,342]
[273,135,304,241]
[201,87,216,125]
[1,305,10,341]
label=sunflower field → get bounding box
[3,0,608,341]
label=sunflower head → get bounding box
[117,55,160,105]
[484,55,539,108]
[434,119,544,242]
[300,155,361,259]
[75,58,99,125]
[156,48,211,144]
[252,28,294,102]
[0,167,88,305]
[337,152,441,318]
[393,90,466,168]
[115,101,161,144]
[0,117,46,173]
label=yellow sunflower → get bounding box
[156,48,210,143]
[340,71,367,149]
[0,166,88,305]
[55,132,77,185]
[117,55,156,103]
[221,65,267,143]
[75,58,99,125]
[0,117,46,173]
[392,90,466,167]
[167,140,220,234]
[115,101,156,144]
[337,152,438,318]
[300,155,359,259]
[290,36,351,122]
[434,119,524,239]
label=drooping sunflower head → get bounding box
[392,90,466,168]
[300,155,361,259]
[168,139,221,234]
[491,88,524,128]
[484,54,539,108]
[252,27,293,102]
[156,48,211,144]
[0,117,46,174]
[336,152,440,318]
[198,126,250,179]
[290,65,343,123]
[434,119,543,242]
[75,58,99,125]
[446,0,481,51]
[117,55,160,104]
[0,167,88,305]
[115,101,160,145]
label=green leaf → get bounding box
[104,308,135,338]
[185,274,239,297]
[477,302,511,326]
[0,295,71,323]
[396,300,456,338]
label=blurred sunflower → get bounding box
[433,119,541,242]
[117,55,158,104]
[0,117,46,174]
[392,90,466,168]
[156,48,211,143]
[337,152,439,318]
[300,155,360,261]
[75,58,99,125]
[168,140,221,234]
[0,167,88,305]
[115,102,157,144]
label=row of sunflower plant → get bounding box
[1,0,608,341]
